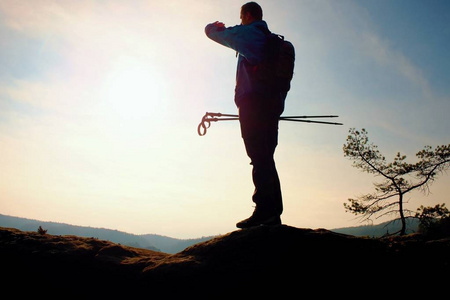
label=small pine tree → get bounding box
[37,226,48,235]
[343,128,450,235]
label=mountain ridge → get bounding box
[0,212,419,248]
[0,213,421,253]
[0,213,215,253]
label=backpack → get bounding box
[253,30,295,94]
[268,33,295,92]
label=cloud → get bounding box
[0,1,81,38]
[360,31,432,99]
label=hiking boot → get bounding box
[236,210,281,229]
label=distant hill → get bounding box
[331,218,419,237]
[1,225,448,296]
[0,214,421,252]
[0,214,214,253]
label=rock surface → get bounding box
[1,225,448,296]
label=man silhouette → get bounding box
[205,2,285,228]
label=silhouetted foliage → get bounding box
[37,226,47,235]
[415,203,450,237]
[343,128,450,235]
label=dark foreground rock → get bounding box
[1,225,448,296]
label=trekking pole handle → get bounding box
[198,112,240,136]
[206,112,238,118]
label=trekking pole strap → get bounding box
[197,112,239,136]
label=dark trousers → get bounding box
[238,94,284,216]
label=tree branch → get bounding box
[404,159,450,194]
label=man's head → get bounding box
[240,2,263,25]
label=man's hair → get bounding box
[241,2,263,21]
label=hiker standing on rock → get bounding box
[205,2,287,228]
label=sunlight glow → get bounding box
[102,56,166,120]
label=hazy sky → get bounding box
[1,0,449,238]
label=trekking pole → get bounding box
[198,112,343,136]
[279,115,343,126]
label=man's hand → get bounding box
[205,21,226,36]
[213,21,225,28]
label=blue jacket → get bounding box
[205,20,270,107]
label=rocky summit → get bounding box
[1,225,448,296]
